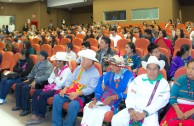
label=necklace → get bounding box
[114,78,120,89]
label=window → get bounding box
[104,10,126,21]
[131,8,159,20]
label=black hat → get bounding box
[38,50,48,59]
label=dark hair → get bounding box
[187,58,194,67]
[24,41,32,50]
[176,44,190,56]
[149,25,155,29]
[144,29,152,35]
[66,42,73,50]
[179,29,184,38]
[21,49,30,58]
[14,38,18,43]
[168,19,173,24]
[111,27,117,32]
[101,36,111,47]
[62,61,66,65]
[81,41,91,49]
[148,43,159,53]
[161,30,167,37]
[156,25,161,31]
[126,42,136,53]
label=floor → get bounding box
[0,93,82,126]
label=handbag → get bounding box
[7,72,20,79]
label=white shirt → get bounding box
[8,24,15,32]
[110,34,122,47]
[48,65,72,90]
[66,51,77,60]
[190,31,194,41]
[125,74,170,115]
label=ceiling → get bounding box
[0,0,40,3]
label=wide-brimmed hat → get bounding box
[142,56,165,70]
[50,52,68,61]
[78,49,99,62]
[107,55,125,67]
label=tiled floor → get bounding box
[0,93,81,126]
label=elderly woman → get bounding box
[25,52,72,125]
[168,44,192,80]
[81,55,134,126]
[161,59,194,126]
[112,56,170,126]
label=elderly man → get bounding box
[112,56,170,126]
[12,50,53,116]
[81,55,134,126]
[52,49,100,126]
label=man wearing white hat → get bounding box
[26,52,72,125]
[81,55,134,126]
[112,56,170,126]
[52,49,101,126]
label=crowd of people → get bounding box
[0,18,194,126]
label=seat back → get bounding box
[90,46,98,52]
[32,38,40,44]
[40,44,52,57]
[72,45,81,56]
[0,42,5,51]
[159,47,170,66]
[10,53,20,71]
[52,45,66,56]
[67,60,77,73]
[174,38,192,51]
[137,67,167,79]
[60,38,71,46]
[31,44,40,54]
[174,67,187,82]
[0,51,14,69]
[19,43,24,51]
[94,62,103,76]
[117,39,130,55]
[29,54,38,64]
[135,38,150,56]
[76,34,85,40]
[87,38,98,48]
[136,48,144,58]
[72,38,83,48]
[111,47,119,55]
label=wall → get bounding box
[181,5,194,23]
[71,12,93,25]
[0,1,71,31]
[172,0,181,22]
[93,0,173,24]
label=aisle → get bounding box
[0,93,81,126]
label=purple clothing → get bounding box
[168,56,192,79]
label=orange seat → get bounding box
[19,43,24,51]
[174,38,192,51]
[156,39,171,55]
[137,67,167,80]
[60,38,71,46]
[111,47,119,54]
[0,51,14,70]
[55,38,60,45]
[72,45,81,56]
[29,54,38,64]
[176,23,186,29]
[72,38,83,48]
[10,53,20,72]
[69,34,75,41]
[159,47,170,66]
[87,38,98,48]
[31,44,40,54]
[32,38,40,44]
[51,45,66,56]
[0,42,5,51]
[90,46,98,52]
[40,44,52,57]
[75,34,85,40]
[117,39,130,56]
[117,33,124,39]
[135,38,150,56]
[174,67,187,82]
[136,48,144,58]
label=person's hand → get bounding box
[88,99,97,108]
[54,67,58,76]
[68,92,79,100]
[129,110,137,121]
[29,81,36,89]
[183,110,193,120]
[23,80,29,82]
[59,88,67,97]
[135,112,146,121]
[175,109,184,120]
[103,96,113,105]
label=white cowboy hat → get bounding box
[107,55,125,67]
[50,52,68,61]
[141,56,165,70]
[78,49,99,62]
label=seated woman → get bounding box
[154,30,173,55]
[161,59,194,126]
[168,44,192,80]
[25,52,72,125]
[123,42,141,74]
[23,40,35,54]
[0,49,34,104]
[81,55,134,126]
[83,29,95,41]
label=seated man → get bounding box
[12,50,53,116]
[52,49,100,126]
[25,52,72,125]
[112,56,170,126]
[81,55,134,126]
